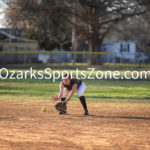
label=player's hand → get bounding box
[51,96,59,101]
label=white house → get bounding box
[38,40,148,64]
[101,40,148,63]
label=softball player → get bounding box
[52,74,89,115]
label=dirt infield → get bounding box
[0,100,150,150]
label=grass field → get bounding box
[0,76,150,101]
[0,67,150,150]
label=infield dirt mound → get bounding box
[0,100,150,150]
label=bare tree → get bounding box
[113,12,150,58]
[3,0,72,51]
[66,0,149,65]
[3,0,150,64]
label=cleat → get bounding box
[59,110,67,115]
[84,110,89,115]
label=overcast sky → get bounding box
[0,0,7,27]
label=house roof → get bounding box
[0,29,37,43]
[0,28,23,38]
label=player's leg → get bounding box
[77,82,89,115]
[59,88,69,114]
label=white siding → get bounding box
[102,41,139,63]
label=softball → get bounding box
[42,106,47,112]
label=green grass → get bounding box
[1,62,150,70]
[0,64,150,103]
[0,71,150,103]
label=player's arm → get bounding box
[51,82,64,101]
[65,84,77,103]
[58,82,64,99]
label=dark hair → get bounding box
[62,73,71,79]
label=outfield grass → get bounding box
[0,71,150,102]
[1,62,150,70]
[0,63,150,102]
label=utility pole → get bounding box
[72,0,77,66]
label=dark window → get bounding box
[120,44,123,52]
[127,44,130,52]
[120,43,130,52]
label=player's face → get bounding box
[62,78,70,85]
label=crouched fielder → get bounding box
[52,74,89,115]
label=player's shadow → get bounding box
[69,114,150,120]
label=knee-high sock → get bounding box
[79,96,88,111]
